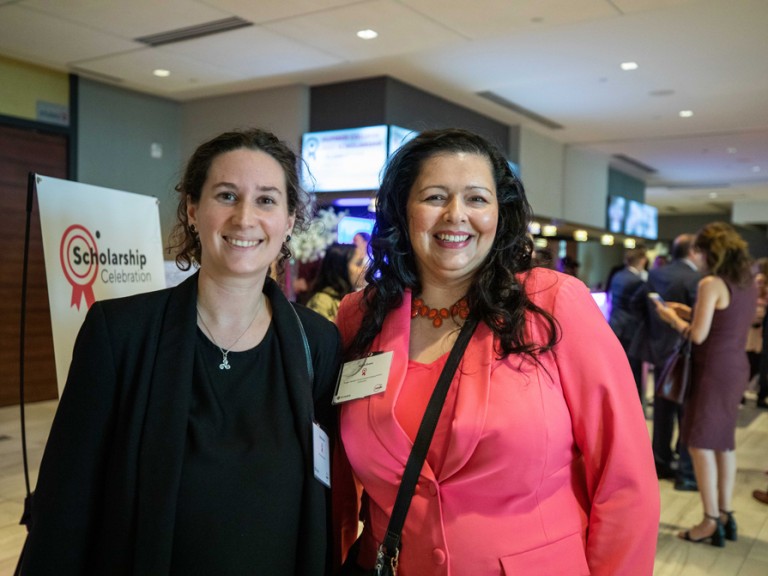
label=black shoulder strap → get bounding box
[380,317,478,557]
[290,304,314,384]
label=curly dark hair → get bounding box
[168,128,311,272]
[346,128,559,360]
[694,221,753,287]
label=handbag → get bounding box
[655,337,692,404]
[340,318,478,576]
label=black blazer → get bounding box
[21,273,341,575]
[608,268,647,348]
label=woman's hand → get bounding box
[666,301,692,320]
[652,299,679,326]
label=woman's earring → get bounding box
[286,234,292,242]
[190,224,197,233]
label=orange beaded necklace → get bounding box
[411,296,469,328]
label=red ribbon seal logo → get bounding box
[60,224,98,310]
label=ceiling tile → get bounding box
[16,0,231,38]
[160,25,342,78]
[264,0,464,61]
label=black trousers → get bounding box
[652,366,694,481]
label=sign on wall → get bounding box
[34,174,166,395]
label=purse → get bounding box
[655,337,692,404]
[340,318,478,576]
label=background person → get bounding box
[746,257,768,406]
[21,129,341,575]
[608,247,649,400]
[654,222,756,547]
[645,234,700,490]
[334,128,659,575]
[306,242,359,322]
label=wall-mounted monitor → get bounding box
[607,195,627,234]
[388,125,418,157]
[301,125,389,192]
[624,200,658,240]
[336,216,375,244]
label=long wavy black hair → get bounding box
[346,128,559,360]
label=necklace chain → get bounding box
[196,305,260,370]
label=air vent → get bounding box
[476,91,563,130]
[612,154,657,174]
[135,17,253,47]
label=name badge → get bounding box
[332,351,393,405]
[312,421,331,488]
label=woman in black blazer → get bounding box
[21,129,341,575]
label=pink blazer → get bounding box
[335,268,659,576]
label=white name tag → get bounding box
[332,351,393,405]
[312,421,331,488]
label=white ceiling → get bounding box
[1,0,767,218]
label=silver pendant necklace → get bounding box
[196,305,260,370]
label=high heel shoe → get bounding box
[678,514,725,547]
[720,510,737,541]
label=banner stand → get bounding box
[15,172,36,575]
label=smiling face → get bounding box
[187,148,295,281]
[406,152,498,288]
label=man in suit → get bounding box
[609,247,649,400]
[646,234,700,489]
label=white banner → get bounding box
[35,174,166,396]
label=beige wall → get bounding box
[0,55,68,122]
[181,85,310,157]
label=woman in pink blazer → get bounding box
[334,128,659,575]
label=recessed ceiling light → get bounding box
[153,69,170,77]
[528,222,541,235]
[679,110,694,118]
[356,29,378,40]
[624,238,636,249]
[601,234,614,246]
[620,61,638,71]
[573,230,589,242]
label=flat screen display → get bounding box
[388,125,418,156]
[301,125,388,192]
[607,195,627,234]
[624,200,658,240]
[336,216,375,244]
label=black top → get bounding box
[170,325,303,575]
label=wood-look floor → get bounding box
[1,397,767,575]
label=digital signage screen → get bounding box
[337,216,375,244]
[301,125,389,192]
[607,195,627,234]
[388,125,418,157]
[624,200,658,240]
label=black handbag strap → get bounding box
[380,317,478,557]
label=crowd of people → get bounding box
[17,125,768,575]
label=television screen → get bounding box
[336,216,375,244]
[301,125,388,192]
[388,125,418,156]
[607,195,627,234]
[624,200,658,240]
